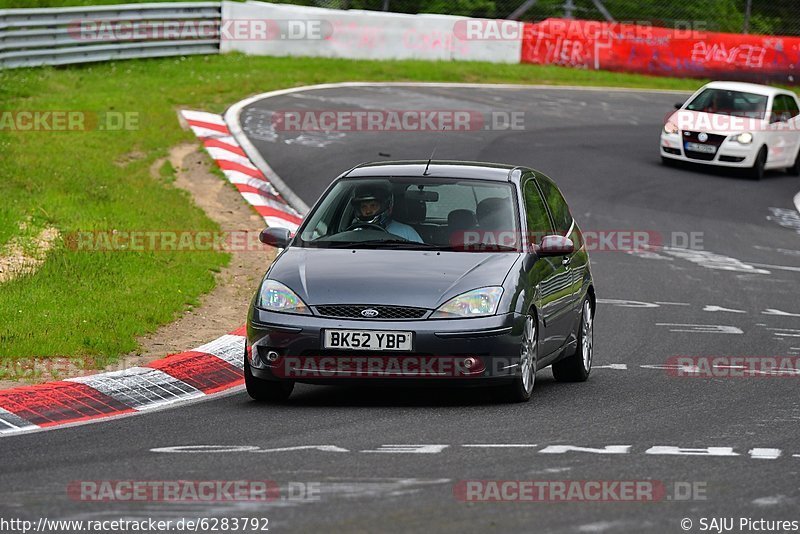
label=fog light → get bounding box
[463,357,478,370]
[265,350,280,362]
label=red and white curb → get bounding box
[0,327,247,436]
[181,109,303,232]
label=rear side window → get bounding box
[536,177,572,235]
[772,95,789,122]
[782,95,799,118]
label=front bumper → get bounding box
[246,309,526,386]
[660,131,757,168]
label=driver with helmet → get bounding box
[350,183,423,243]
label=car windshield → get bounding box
[685,88,768,119]
[296,177,520,252]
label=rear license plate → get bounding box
[323,330,413,351]
[685,142,716,154]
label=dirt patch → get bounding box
[0,143,275,388]
[115,149,147,167]
[0,223,60,284]
[112,143,275,368]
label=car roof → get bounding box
[343,160,524,182]
[702,81,791,97]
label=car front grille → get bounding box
[315,305,428,320]
[682,130,727,161]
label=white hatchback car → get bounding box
[660,81,800,180]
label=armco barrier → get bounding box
[220,0,522,63]
[0,2,221,69]
[522,18,800,85]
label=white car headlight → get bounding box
[732,132,753,144]
[430,287,504,319]
[663,122,679,134]
[258,280,311,314]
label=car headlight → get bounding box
[257,279,310,314]
[732,132,753,144]
[663,122,678,134]
[430,287,504,319]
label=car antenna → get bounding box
[423,127,447,176]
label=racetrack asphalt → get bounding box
[2,85,799,533]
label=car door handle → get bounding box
[561,256,571,267]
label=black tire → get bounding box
[552,298,593,382]
[748,147,767,181]
[788,148,800,176]
[244,352,294,402]
[504,313,538,403]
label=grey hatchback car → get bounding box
[245,161,595,402]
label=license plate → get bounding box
[685,142,716,154]
[323,329,413,351]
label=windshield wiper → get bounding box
[427,244,520,252]
[326,239,427,248]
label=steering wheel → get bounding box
[346,222,390,233]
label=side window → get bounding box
[784,95,800,118]
[523,178,553,245]
[771,95,789,122]
[536,177,572,235]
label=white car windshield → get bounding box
[297,177,521,251]
[685,88,768,119]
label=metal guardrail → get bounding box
[0,2,221,69]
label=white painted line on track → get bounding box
[762,309,800,317]
[462,444,539,448]
[750,262,800,273]
[749,448,782,460]
[656,324,744,334]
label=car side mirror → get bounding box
[259,227,291,248]
[674,102,683,109]
[536,235,574,257]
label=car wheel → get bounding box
[748,147,767,181]
[552,299,593,382]
[788,149,800,176]
[505,313,537,403]
[244,351,294,402]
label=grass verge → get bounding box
[0,53,712,369]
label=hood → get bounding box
[266,248,520,309]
